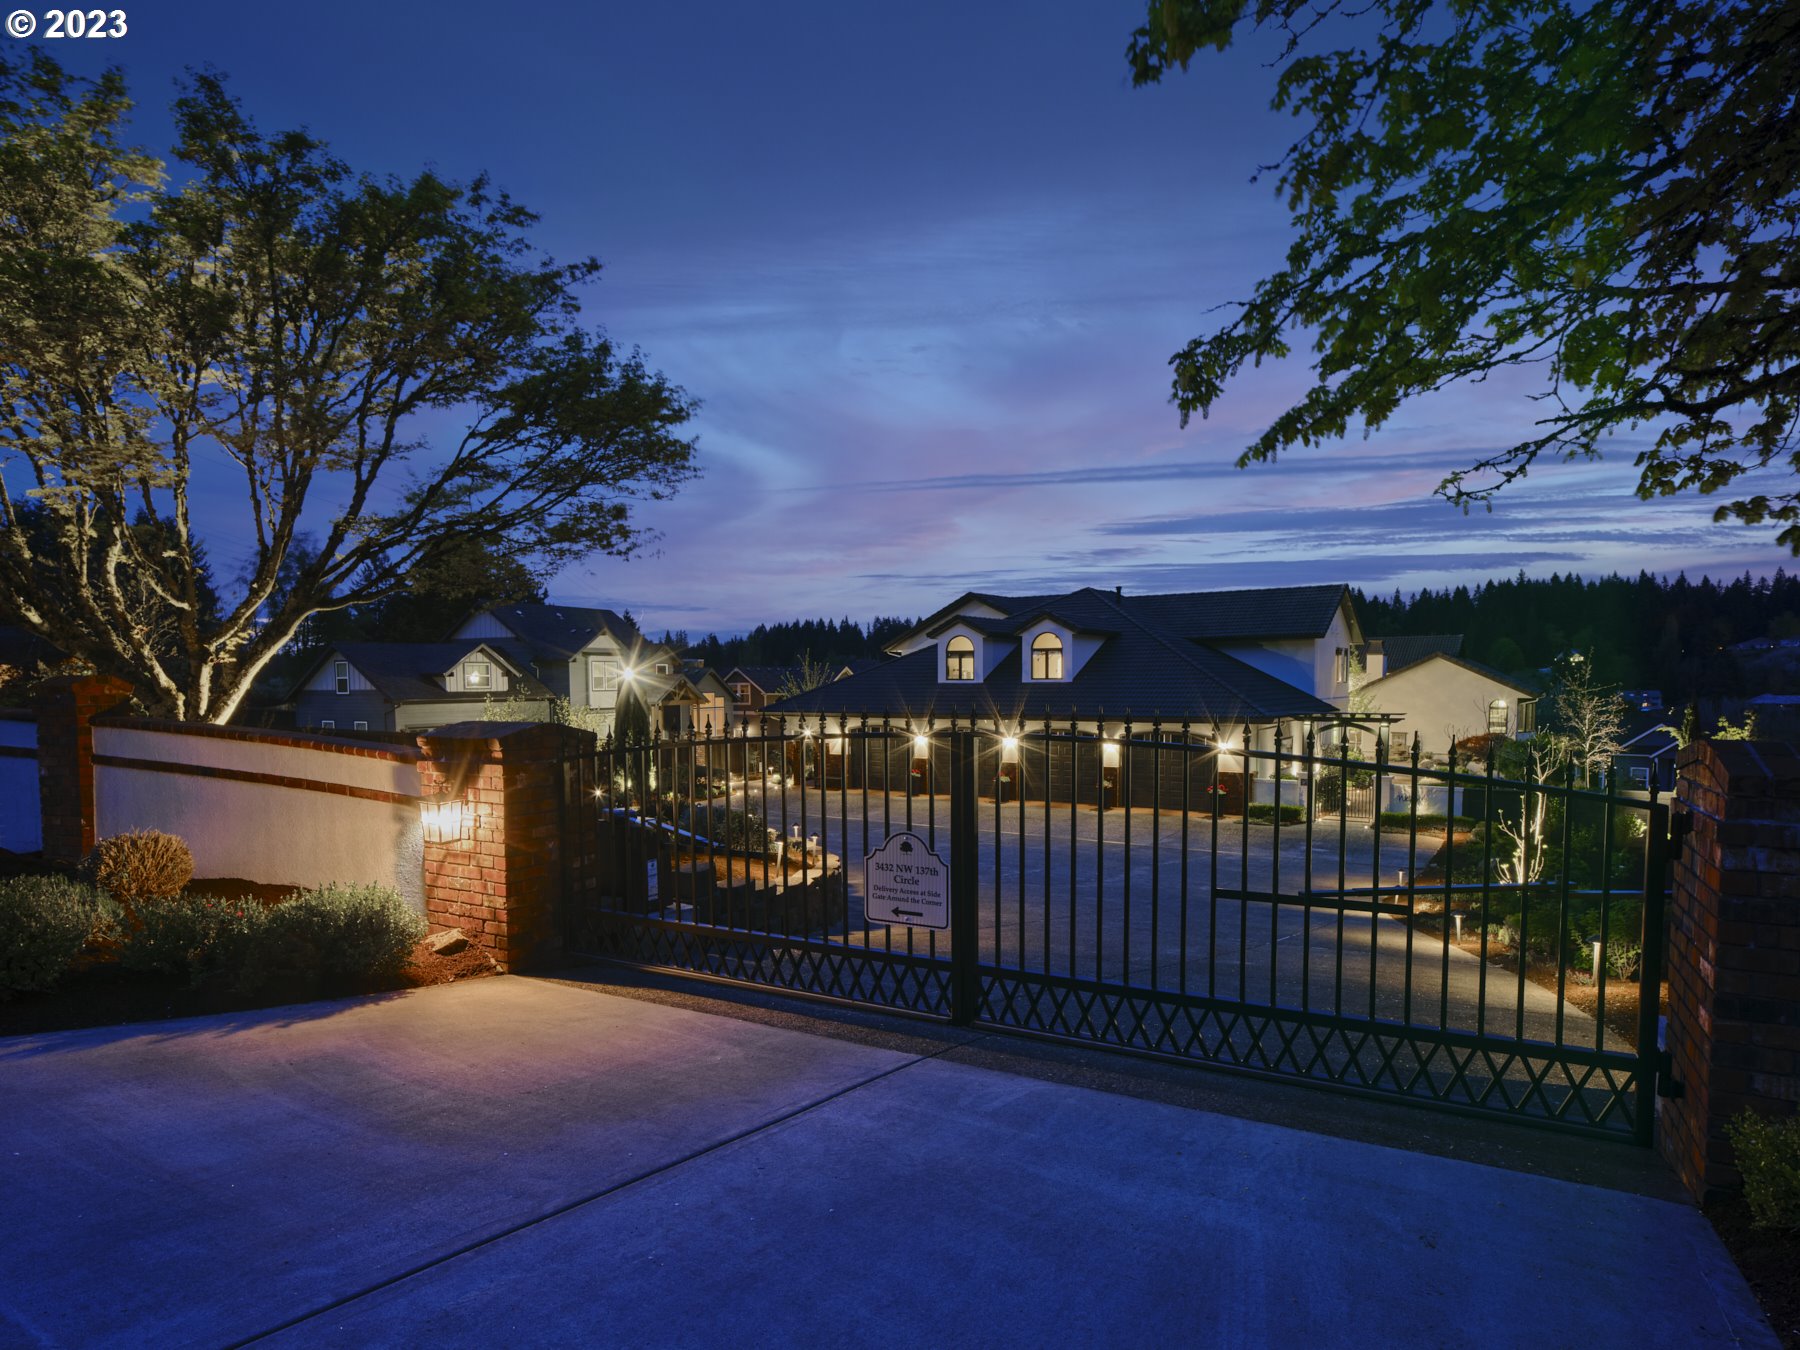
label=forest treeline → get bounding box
[664,616,918,674]
[1355,569,1800,700]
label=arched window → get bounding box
[1487,699,1508,735]
[1030,633,1064,680]
[945,636,975,680]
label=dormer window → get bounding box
[1030,633,1064,680]
[464,660,492,690]
[945,636,975,681]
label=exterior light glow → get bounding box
[1001,735,1019,753]
[913,735,929,752]
[620,666,637,682]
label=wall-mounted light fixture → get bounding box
[421,792,471,845]
[1001,735,1019,754]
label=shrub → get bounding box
[240,883,426,991]
[84,829,194,908]
[118,893,270,987]
[0,876,119,997]
[1245,803,1305,824]
[1726,1110,1800,1231]
[684,805,772,856]
[1377,812,1478,833]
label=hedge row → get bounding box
[0,878,426,1000]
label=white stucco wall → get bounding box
[1359,658,1527,754]
[91,725,424,910]
[0,717,41,853]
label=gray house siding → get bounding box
[295,689,393,731]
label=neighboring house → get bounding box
[292,640,550,732]
[451,603,674,737]
[1353,634,1538,754]
[634,665,735,737]
[835,657,884,681]
[1621,689,1664,712]
[1613,715,1678,792]
[764,584,1362,806]
[292,602,698,738]
[723,666,803,737]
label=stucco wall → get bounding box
[91,724,424,910]
[1359,658,1524,753]
[0,715,41,853]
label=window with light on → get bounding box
[1030,633,1063,680]
[945,636,974,680]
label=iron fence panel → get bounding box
[563,716,1667,1141]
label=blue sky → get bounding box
[33,0,1795,635]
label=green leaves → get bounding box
[0,54,699,720]
[1132,0,1800,548]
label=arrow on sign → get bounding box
[894,908,924,918]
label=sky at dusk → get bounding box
[31,0,1797,636]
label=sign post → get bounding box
[863,831,949,931]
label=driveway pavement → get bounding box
[0,976,1776,1349]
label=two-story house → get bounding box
[292,603,706,738]
[766,584,1367,807]
[292,639,552,732]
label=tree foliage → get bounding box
[1355,567,1800,700]
[1129,1,1800,545]
[0,53,698,721]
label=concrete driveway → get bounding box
[0,975,1775,1349]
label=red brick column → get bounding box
[1662,738,1800,1201]
[416,721,595,972]
[34,674,133,864]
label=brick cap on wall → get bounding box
[418,721,597,759]
[1678,737,1800,797]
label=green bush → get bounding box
[118,893,270,987]
[1726,1110,1800,1231]
[1377,812,1478,833]
[240,883,425,991]
[1245,803,1305,824]
[684,805,772,855]
[83,829,194,908]
[0,876,119,997]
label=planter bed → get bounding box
[1,873,496,1037]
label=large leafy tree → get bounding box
[0,52,698,721]
[1128,1,1800,544]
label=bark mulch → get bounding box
[0,875,498,1038]
[1705,1195,1800,1349]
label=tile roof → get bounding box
[318,641,551,705]
[770,589,1335,725]
[1372,634,1463,674]
[483,602,636,659]
[896,584,1351,650]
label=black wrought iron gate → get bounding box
[563,719,1670,1142]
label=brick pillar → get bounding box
[1662,738,1800,1201]
[416,720,595,973]
[34,674,133,865]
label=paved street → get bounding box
[0,977,1773,1349]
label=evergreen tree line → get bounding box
[665,617,918,674]
[1355,569,1800,700]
